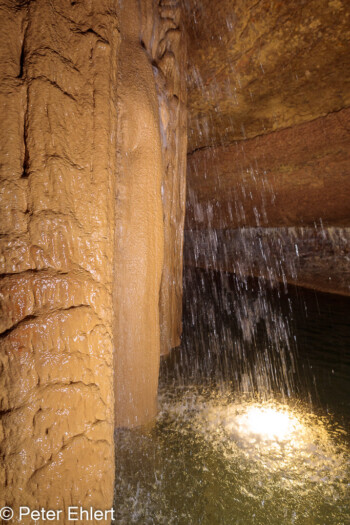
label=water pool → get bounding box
[114,271,349,524]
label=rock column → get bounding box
[0,0,119,520]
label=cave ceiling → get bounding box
[183,0,350,152]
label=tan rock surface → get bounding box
[1,0,188,519]
[184,0,350,151]
[0,0,118,521]
[183,0,350,295]
[140,1,187,355]
[113,0,164,428]
[186,108,350,230]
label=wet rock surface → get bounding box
[0,0,118,520]
[113,0,165,429]
[137,0,188,356]
[186,108,350,230]
[184,227,350,296]
[1,0,187,519]
[183,0,350,151]
[183,0,350,295]
[149,1,188,356]
[113,0,187,427]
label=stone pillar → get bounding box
[113,0,164,427]
[0,0,119,521]
[139,0,188,356]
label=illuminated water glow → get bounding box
[233,405,300,442]
[160,388,349,487]
[115,387,349,524]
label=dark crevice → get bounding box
[21,141,30,178]
[20,16,30,179]
[0,305,90,339]
[71,27,109,45]
[0,315,37,339]
[18,42,25,79]
[0,268,68,279]
[0,408,12,418]
[30,75,77,101]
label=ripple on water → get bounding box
[114,385,349,525]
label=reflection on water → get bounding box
[232,405,299,442]
[161,389,348,484]
[114,388,349,525]
[114,271,350,524]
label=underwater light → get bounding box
[161,389,349,489]
[235,406,299,442]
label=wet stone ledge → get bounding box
[184,227,350,296]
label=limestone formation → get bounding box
[1,0,349,520]
[184,0,350,151]
[0,0,187,520]
[113,0,187,426]
[150,1,187,356]
[113,0,164,428]
[183,0,350,295]
[0,0,119,519]
[186,109,350,230]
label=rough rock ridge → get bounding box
[113,0,187,427]
[0,0,119,520]
[1,0,187,519]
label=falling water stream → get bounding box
[113,3,349,521]
[113,270,350,524]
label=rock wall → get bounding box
[0,0,118,520]
[185,227,350,296]
[186,108,350,230]
[0,0,187,520]
[183,0,350,151]
[113,0,164,429]
[140,0,187,355]
[184,0,350,295]
[113,0,187,428]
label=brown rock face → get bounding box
[113,0,164,428]
[184,0,350,151]
[186,108,350,230]
[140,1,188,355]
[0,0,118,519]
[155,4,187,356]
[184,0,350,295]
[0,0,187,519]
[113,0,187,426]
[113,1,187,427]
[0,0,186,523]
